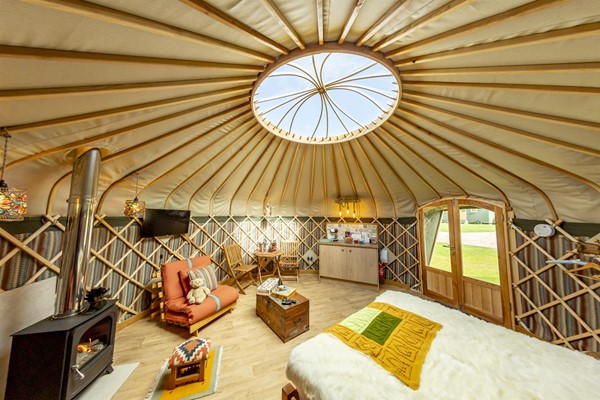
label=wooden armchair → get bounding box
[223,243,259,294]
[280,240,299,282]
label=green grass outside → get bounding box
[438,222,496,233]
[430,242,500,285]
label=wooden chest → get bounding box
[256,293,309,343]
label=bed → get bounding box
[286,290,600,400]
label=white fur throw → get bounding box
[286,290,600,400]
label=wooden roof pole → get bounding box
[186,123,263,211]
[402,102,600,192]
[392,22,600,66]
[260,0,305,49]
[277,143,301,214]
[321,145,329,216]
[337,0,365,44]
[388,0,566,58]
[403,90,600,136]
[292,145,309,216]
[96,108,254,211]
[396,110,559,220]
[23,0,273,62]
[337,143,369,216]
[355,0,410,46]
[308,145,317,215]
[262,141,294,217]
[352,139,400,219]
[224,134,278,215]
[368,130,441,198]
[9,94,249,168]
[373,0,472,51]
[386,116,510,204]
[0,45,263,72]
[403,80,600,95]
[372,128,466,197]
[178,0,289,54]
[400,62,600,76]
[316,0,324,45]
[0,76,256,100]
[7,84,252,134]
[244,138,285,215]
[209,133,272,215]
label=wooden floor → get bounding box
[113,276,415,399]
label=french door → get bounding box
[419,199,511,326]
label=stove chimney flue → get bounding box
[54,148,101,318]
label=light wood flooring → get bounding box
[113,276,416,399]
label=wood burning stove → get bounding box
[5,300,117,400]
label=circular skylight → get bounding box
[251,46,401,144]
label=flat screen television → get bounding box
[140,208,190,238]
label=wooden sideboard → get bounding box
[318,241,379,288]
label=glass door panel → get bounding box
[459,206,500,285]
[423,206,452,272]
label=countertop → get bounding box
[318,240,378,249]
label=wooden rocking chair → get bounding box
[279,241,299,282]
[223,243,259,294]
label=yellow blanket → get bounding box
[325,302,442,390]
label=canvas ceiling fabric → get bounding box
[0,0,599,222]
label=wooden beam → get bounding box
[352,139,398,218]
[7,85,251,135]
[399,62,600,76]
[393,22,600,66]
[0,45,264,71]
[387,0,565,57]
[244,138,285,215]
[355,0,409,46]
[10,94,249,168]
[387,115,507,205]
[22,0,272,62]
[278,143,301,213]
[0,76,256,100]
[292,145,309,215]
[368,130,441,199]
[178,0,289,54]
[260,0,305,49]
[316,0,324,46]
[397,108,559,220]
[402,90,600,135]
[403,80,600,95]
[0,227,60,274]
[338,0,366,44]
[262,141,293,216]
[401,99,600,192]
[372,129,467,197]
[373,0,472,51]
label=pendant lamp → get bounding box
[0,128,27,221]
[124,171,145,218]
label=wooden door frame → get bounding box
[418,198,513,327]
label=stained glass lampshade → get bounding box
[124,197,145,218]
[0,183,27,221]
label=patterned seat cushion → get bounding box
[168,337,211,367]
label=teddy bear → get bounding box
[186,277,211,304]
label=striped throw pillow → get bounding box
[188,265,219,291]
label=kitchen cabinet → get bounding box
[318,242,378,287]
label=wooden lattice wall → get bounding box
[0,215,419,323]
[509,221,600,352]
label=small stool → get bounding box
[167,337,211,390]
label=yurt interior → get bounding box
[1,1,599,399]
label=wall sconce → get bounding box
[264,203,272,217]
[124,171,145,218]
[336,196,359,219]
[0,128,27,221]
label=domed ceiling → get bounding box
[1,0,599,222]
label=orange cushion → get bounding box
[161,256,211,303]
[164,285,239,325]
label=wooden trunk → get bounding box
[256,293,309,343]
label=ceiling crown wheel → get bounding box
[251,44,402,144]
